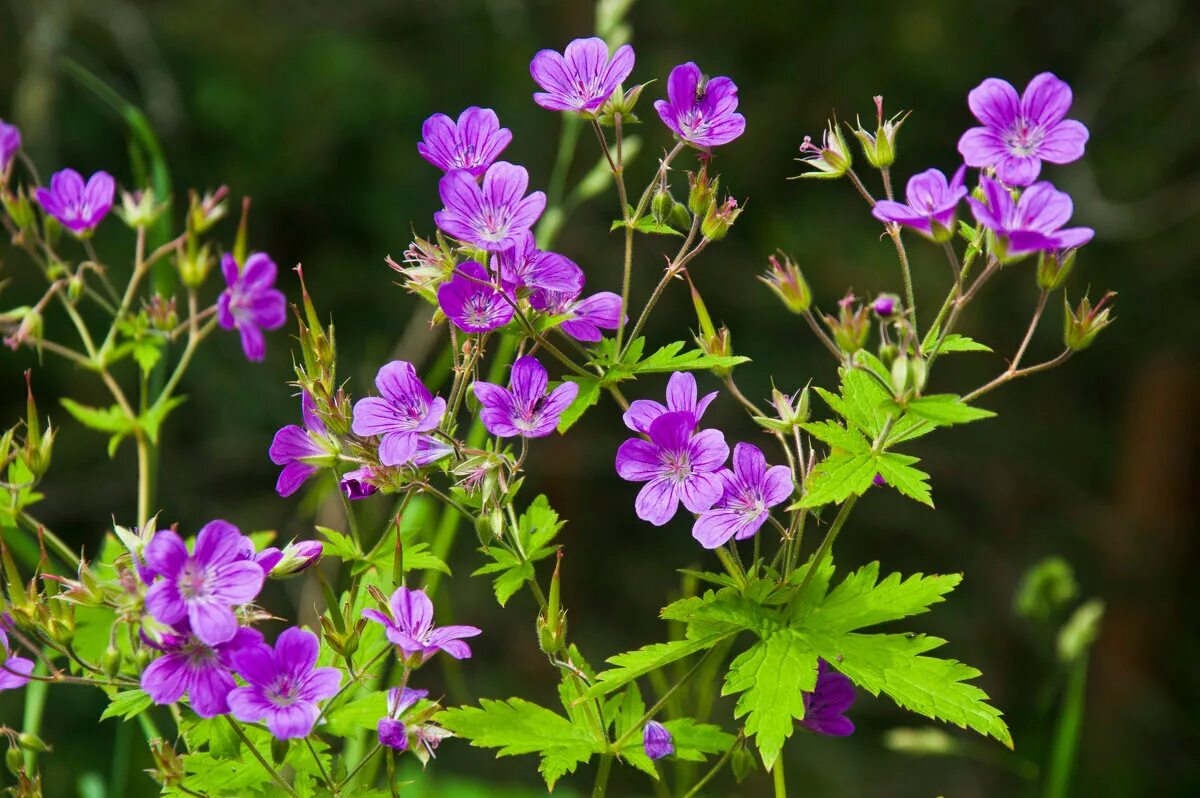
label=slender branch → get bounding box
[682,732,743,798]
[610,647,720,752]
[792,495,858,599]
[591,753,614,798]
[845,168,876,206]
[224,716,298,797]
[803,309,845,362]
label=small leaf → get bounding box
[557,376,601,432]
[100,689,153,721]
[905,394,995,427]
[875,452,934,507]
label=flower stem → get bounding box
[793,495,858,599]
[682,732,742,798]
[611,646,720,752]
[773,756,787,798]
[591,753,614,798]
[224,716,298,797]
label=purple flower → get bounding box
[530,37,635,113]
[494,232,584,295]
[615,410,729,526]
[872,295,896,317]
[642,720,674,761]
[269,392,334,497]
[958,73,1088,187]
[34,168,114,233]
[144,522,265,647]
[692,443,793,549]
[418,107,512,176]
[968,176,1094,258]
[873,472,887,488]
[655,62,746,149]
[352,361,447,466]
[871,166,968,241]
[362,586,481,664]
[434,162,546,252]
[217,252,287,362]
[0,629,33,692]
[340,466,379,500]
[622,371,717,435]
[0,120,20,175]
[437,261,515,333]
[227,627,342,740]
[378,687,428,751]
[141,622,262,718]
[800,659,855,737]
[472,355,578,438]
[256,540,323,578]
[530,289,622,343]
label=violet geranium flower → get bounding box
[530,37,635,113]
[217,252,287,362]
[615,410,729,526]
[437,261,516,333]
[655,62,746,149]
[968,176,1094,258]
[871,166,968,242]
[351,360,447,466]
[377,686,429,752]
[472,355,579,438]
[0,629,33,692]
[800,659,856,737]
[0,120,20,175]
[622,371,717,435]
[957,73,1088,187]
[34,168,115,233]
[255,540,323,578]
[141,622,262,718]
[144,521,266,646]
[434,162,546,252]
[362,586,481,664]
[530,288,622,343]
[227,627,342,740]
[692,443,794,549]
[269,392,336,497]
[642,721,674,761]
[418,107,512,176]
[494,232,585,295]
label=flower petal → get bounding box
[967,77,1020,129]
[635,478,681,526]
[1020,72,1072,128]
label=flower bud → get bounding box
[116,188,169,229]
[5,747,22,777]
[823,293,870,354]
[16,734,48,754]
[642,721,674,761]
[176,242,213,289]
[701,196,742,241]
[850,96,909,170]
[872,293,899,317]
[266,540,323,578]
[687,163,718,215]
[795,120,852,179]
[1063,291,1115,352]
[1037,248,1076,291]
[101,646,123,678]
[2,186,35,230]
[759,254,812,314]
[186,187,228,235]
[651,185,675,225]
[537,554,568,655]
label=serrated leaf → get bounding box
[630,339,749,375]
[611,214,685,236]
[935,334,992,353]
[99,689,153,721]
[557,376,601,432]
[806,562,961,633]
[323,690,387,737]
[795,452,877,508]
[316,526,360,560]
[722,629,818,769]
[580,629,738,702]
[875,452,934,507]
[800,421,870,453]
[61,399,135,435]
[905,394,995,427]
[139,396,187,445]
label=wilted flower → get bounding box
[700,196,742,241]
[434,162,546,252]
[655,62,746,148]
[796,122,852,179]
[362,586,481,664]
[144,521,266,646]
[692,443,793,549]
[0,629,33,692]
[34,168,115,233]
[227,627,341,740]
[217,252,287,362]
[958,73,1088,187]
[437,261,516,333]
[116,188,170,229]
[472,355,578,438]
[377,687,428,751]
[494,232,584,295]
[418,107,512,176]
[141,622,263,718]
[967,176,1094,259]
[623,371,717,435]
[800,659,856,736]
[0,119,21,175]
[871,166,967,242]
[352,360,447,466]
[642,720,674,761]
[530,289,622,343]
[530,37,635,113]
[615,410,729,526]
[1063,290,1115,351]
[823,292,871,353]
[269,392,337,497]
[760,253,812,314]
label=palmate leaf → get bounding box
[99,689,153,721]
[437,698,604,790]
[662,718,737,762]
[805,561,961,633]
[875,452,934,507]
[794,451,878,508]
[578,629,738,702]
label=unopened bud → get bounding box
[16,734,48,753]
[651,186,675,225]
[824,293,870,354]
[688,163,718,215]
[177,243,213,289]
[872,293,899,317]
[759,254,811,314]
[101,646,123,678]
[2,187,35,230]
[116,188,169,229]
[1037,248,1076,291]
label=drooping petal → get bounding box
[275,461,317,498]
[237,323,266,362]
[187,661,236,718]
[378,430,420,466]
[692,508,747,549]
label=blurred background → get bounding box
[1,0,1197,795]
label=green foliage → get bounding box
[98,689,153,721]
[473,495,563,606]
[723,628,816,770]
[578,630,738,702]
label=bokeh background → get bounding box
[1,0,1197,795]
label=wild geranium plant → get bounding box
[0,10,1113,798]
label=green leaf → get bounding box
[557,376,601,432]
[517,494,565,559]
[99,689,153,721]
[177,751,275,795]
[662,718,737,763]
[60,399,135,436]
[806,562,961,633]
[139,396,187,445]
[803,630,1012,748]
[132,337,164,375]
[323,690,387,737]
[661,589,779,638]
[905,394,995,427]
[611,214,685,236]
[800,421,870,453]
[628,339,749,375]
[723,628,818,769]
[437,698,603,790]
[875,452,934,507]
[472,549,532,607]
[580,629,738,702]
[316,526,361,560]
[935,333,992,353]
[795,452,877,508]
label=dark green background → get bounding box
[1,0,1197,795]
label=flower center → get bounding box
[1004,118,1045,156]
[661,451,692,483]
[177,562,210,602]
[268,677,300,707]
